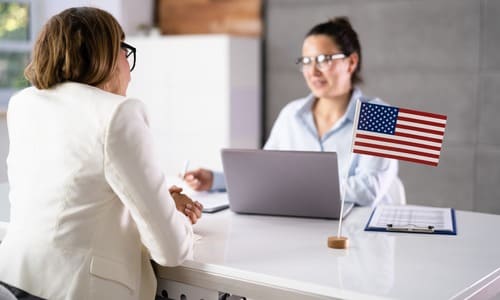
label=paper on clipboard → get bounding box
[365,205,456,234]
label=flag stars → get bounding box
[358,102,398,134]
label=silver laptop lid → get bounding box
[221,149,352,219]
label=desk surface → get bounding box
[157,206,500,300]
[1,184,499,299]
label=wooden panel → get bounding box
[158,0,262,36]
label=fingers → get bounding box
[183,168,213,192]
[194,201,203,211]
[185,177,208,192]
[185,203,202,219]
[184,206,200,224]
[170,183,204,224]
[183,169,202,180]
[169,185,183,194]
[184,174,202,190]
[184,201,203,224]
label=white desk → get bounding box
[156,208,500,300]
[1,184,499,299]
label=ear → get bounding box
[347,52,359,76]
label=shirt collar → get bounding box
[296,94,318,138]
[296,87,363,122]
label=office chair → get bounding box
[388,176,406,205]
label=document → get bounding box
[167,175,229,213]
[365,205,456,235]
[189,191,229,213]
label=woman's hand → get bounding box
[169,185,203,224]
[183,168,214,191]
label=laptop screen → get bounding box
[221,149,353,219]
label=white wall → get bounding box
[126,35,261,176]
[40,0,153,36]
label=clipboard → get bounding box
[364,205,457,235]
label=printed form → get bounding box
[367,205,454,232]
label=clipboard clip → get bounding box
[386,224,435,233]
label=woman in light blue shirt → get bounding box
[185,17,398,206]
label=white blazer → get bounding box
[0,82,194,300]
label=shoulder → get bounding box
[14,82,147,125]
[110,98,147,121]
[66,82,127,106]
[106,98,150,138]
[366,97,390,106]
[356,88,390,106]
[56,82,146,116]
[7,86,39,108]
[9,86,37,99]
[11,82,127,106]
[278,94,312,117]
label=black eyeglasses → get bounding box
[120,42,136,72]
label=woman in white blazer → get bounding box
[0,7,202,300]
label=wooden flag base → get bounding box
[327,236,349,249]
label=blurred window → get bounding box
[0,1,34,108]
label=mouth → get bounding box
[310,79,328,89]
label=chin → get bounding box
[313,88,352,100]
[310,89,329,98]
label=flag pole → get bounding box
[328,99,362,249]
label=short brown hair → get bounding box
[25,7,124,89]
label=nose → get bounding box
[305,62,322,76]
[313,64,323,75]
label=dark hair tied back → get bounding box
[306,16,363,85]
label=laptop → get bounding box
[221,149,354,219]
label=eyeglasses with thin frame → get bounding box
[120,42,136,72]
[296,53,345,72]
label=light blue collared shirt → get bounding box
[213,88,398,206]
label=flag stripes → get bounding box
[352,102,447,167]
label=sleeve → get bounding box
[343,154,399,207]
[103,99,194,266]
[263,106,288,150]
[211,171,227,191]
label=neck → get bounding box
[313,89,352,120]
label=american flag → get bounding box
[352,101,447,166]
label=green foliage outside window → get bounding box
[0,3,30,41]
[0,52,29,88]
[0,3,31,89]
